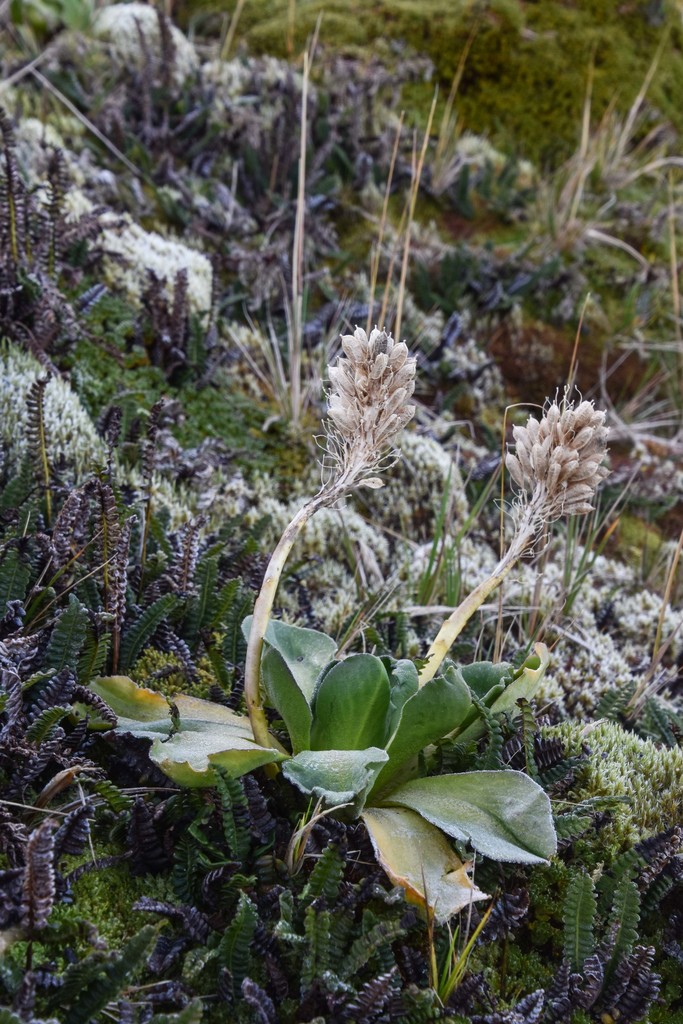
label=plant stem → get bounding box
[244,487,341,747]
[419,512,536,686]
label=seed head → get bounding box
[506,394,609,520]
[327,326,416,479]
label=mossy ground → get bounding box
[179,0,683,166]
[0,1,681,1020]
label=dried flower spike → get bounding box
[244,326,417,749]
[326,326,416,482]
[506,395,609,520]
[419,390,610,686]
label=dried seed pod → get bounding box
[326,326,416,484]
[506,393,609,522]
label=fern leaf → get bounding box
[25,705,70,745]
[91,778,134,813]
[0,1011,59,1024]
[241,978,276,1024]
[327,908,354,976]
[57,925,157,1024]
[182,555,218,642]
[216,892,258,996]
[473,698,504,770]
[46,595,88,671]
[518,698,540,781]
[26,376,52,524]
[218,582,253,666]
[215,770,251,861]
[0,459,33,510]
[554,811,593,840]
[343,968,399,1022]
[596,681,637,720]
[21,819,56,933]
[0,548,31,606]
[302,843,344,904]
[302,905,331,993]
[606,876,640,977]
[563,871,596,970]
[119,594,181,671]
[210,576,241,629]
[641,697,680,747]
[343,919,405,980]
[78,629,111,684]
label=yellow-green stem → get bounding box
[419,514,536,686]
[244,498,323,748]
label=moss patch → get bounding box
[212,0,683,167]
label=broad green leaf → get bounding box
[243,615,337,702]
[460,660,512,701]
[282,747,388,811]
[456,645,550,744]
[386,770,557,864]
[310,654,391,751]
[262,647,312,753]
[384,658,419,736]
[362,806,489,924]
[88,677,284,786]
[489,643,550,716]
[149,730,283,787]
[369,669,472,798]
[89,676,170,732]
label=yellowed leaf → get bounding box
[362,806,488,924]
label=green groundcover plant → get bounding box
[88,326,609,923]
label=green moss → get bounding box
[651,957,683,1023]
[215,0,683,167]
[69,861,175,950]
[1,859,174,975]
[526,862,568,954]
[615,512,667,579]
[131,647,220,699]
[549,720,683,857]
[68,331,274,473]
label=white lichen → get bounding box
[0,346,104,478]
[100,214,213,315]
[93,3,199,87]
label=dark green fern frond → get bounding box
[215,770,251,861]
[78,621,111,684]
[91,778,133,814]
[640,697,681,747]
[343,917,405,980]
[148,1000,206,1024]
[0,547,31,606]
[596,681,637,721]
[563,870,597,970]
[119,593,181,671]
[517,698,540,781]
[25,705,70,745]
[182,554,218,642]
[46,594,89,672]
[605,876,640,982]
[26,375,52,525]
[473,698,504,770]
[301,904,332,992]
[216,892,258,998]
[49,925,157,1024]
[301,843,344,905]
